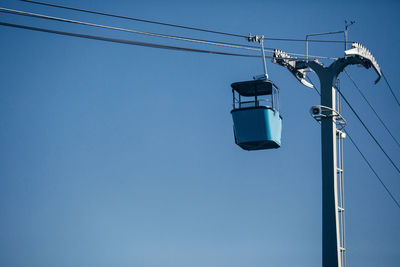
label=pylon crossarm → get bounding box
[344,42,381,83]
[273,51,381,91]
[326,56,379,84]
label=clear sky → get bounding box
[0,0,399,266]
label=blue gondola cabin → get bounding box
[231,79,282,150]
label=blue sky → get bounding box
[0,0,399,266]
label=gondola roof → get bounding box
[231,79,279,96]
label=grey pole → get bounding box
[274,47,381,266]
[308,61,341,267]
[305,56,379,267]
[321,79,341,267]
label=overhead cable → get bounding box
[0,7,260,53]
[345,129,400,209]
[0,21,260,58]
[336,84,400,174]
[0,7,337,60]
[344,70,400,148]
[382,71,400,106]
[20,0,248,38]
[20,0,354,44]
[306,76,321,95]
[0,21,313,63]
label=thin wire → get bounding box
[0,21,260,57]
[306,75,321,95]
[20,0,354,44]
[262,37,351,43]
[0,21,310,62]
[20,0,248,38]
[344,129,400,209]
[0,7,259,52]
[382,71,400,106]
[344,70,400,148]
[0,7,338,60]
[308,77,400,209]
[336,86,400,174]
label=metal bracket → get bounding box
[248,34,269,80]
[310,105,347,130]
[272,49,314,89]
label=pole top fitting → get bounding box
[345,20,355,30]
[247,34,264,43]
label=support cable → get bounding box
[21,0,248,38]
[0,21,308,61]
[0,21,260,58]
[344,70,400,148]
[382,71,400,106]
[335,86,400,174]
[306,76,320,95]
[0,7,260,53]
[20,0,354,44]
[345,130,400,209]
[0,7,337,60]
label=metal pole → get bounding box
[260,37,269,79]
[320,76,341,267]
[344,20,355,52]
[306,61,346,267]
[306,35,309,62]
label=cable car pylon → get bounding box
[271,42,381,267]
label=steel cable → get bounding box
[0,21,260,57]
[0,7,338,60]
[21,0,354,44]
[344,70,400,148]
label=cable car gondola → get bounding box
[231,35,282,150]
